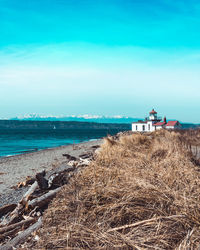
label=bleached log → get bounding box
[21,181,38,205]
[0,227,19,242]
[0,217,42,250]
[46,164,74,188]
[0,203,23,226]
[1,165,72,227]
[28,187,62,209]
[0,217,35,235]
[78,158,90,166]
[1,182,38,226]
[0,204,17,218]
[46,164,75,179]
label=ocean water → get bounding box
[0,129,120,158]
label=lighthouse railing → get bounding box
[145,116,162,121]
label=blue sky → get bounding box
[0,0,200,122]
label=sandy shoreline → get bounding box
[0,139,102,206]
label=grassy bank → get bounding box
[34,129,200,249]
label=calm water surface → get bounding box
[0,129,120,157]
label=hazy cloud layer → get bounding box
[0,0,200,122]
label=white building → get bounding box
[132,109,181,132]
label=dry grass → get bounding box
[34,129,200,249]
[178,128,200,147]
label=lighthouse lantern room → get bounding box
[149,109,158,121]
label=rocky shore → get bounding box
[0,140,102,207]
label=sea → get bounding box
[0,128,120,158]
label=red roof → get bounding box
[149,109,157,114]
[154,122,166,126]
[165,121,179,127]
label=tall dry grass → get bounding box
[35,129,200,249]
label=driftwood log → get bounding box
[1,203,24,226]
[1,182,39,226]
[0,217,42,250]
[36,171,48,190]
[0,204,17,218]
[62,154,77,161]
[28,187,62,209]
[0,217,35,235]
[0,166,71,226]
[21,181,38,205]
[0,151,94,247]
[46,164,75,188]
[0,228,20,242]
[0,218,36,243]
[79,152,93,159]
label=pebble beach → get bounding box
[0,140,102,206]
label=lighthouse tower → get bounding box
[149,109,159,121]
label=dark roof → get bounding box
[149,109,157,114]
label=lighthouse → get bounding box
[149,109,159,121]
[132,109,181,132]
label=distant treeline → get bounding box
[0,120,131,130]
[181,123,200,129]
[0,120,198,130]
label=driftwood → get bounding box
[0,217,35,235]
[28,187,62,209]
[0,218,35,242]
[0,228,20,242]
[1,203,24,226]
[46,164,75,188]
[1,166,71,226]
[21,181,38,205]
[36,171,48,190]
[0,182,38,226]
[0,151,94,246]
[46,164,75,179]
[0,217,42,250]
[0,204,17,218]
[62,154,77,161]
[17,176,35,188]
[79,152,93,159]
[90,145,100,149]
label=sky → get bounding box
[0,0,200,123]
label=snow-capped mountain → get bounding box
[10,114,140,124]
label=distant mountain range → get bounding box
[10,114,140,124]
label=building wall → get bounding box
[132,122,166,132]
[166,126,175,129]
[147,121,156,132]
[155,126,163,130]
[132,123,147,132]
[132,121,155,132]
